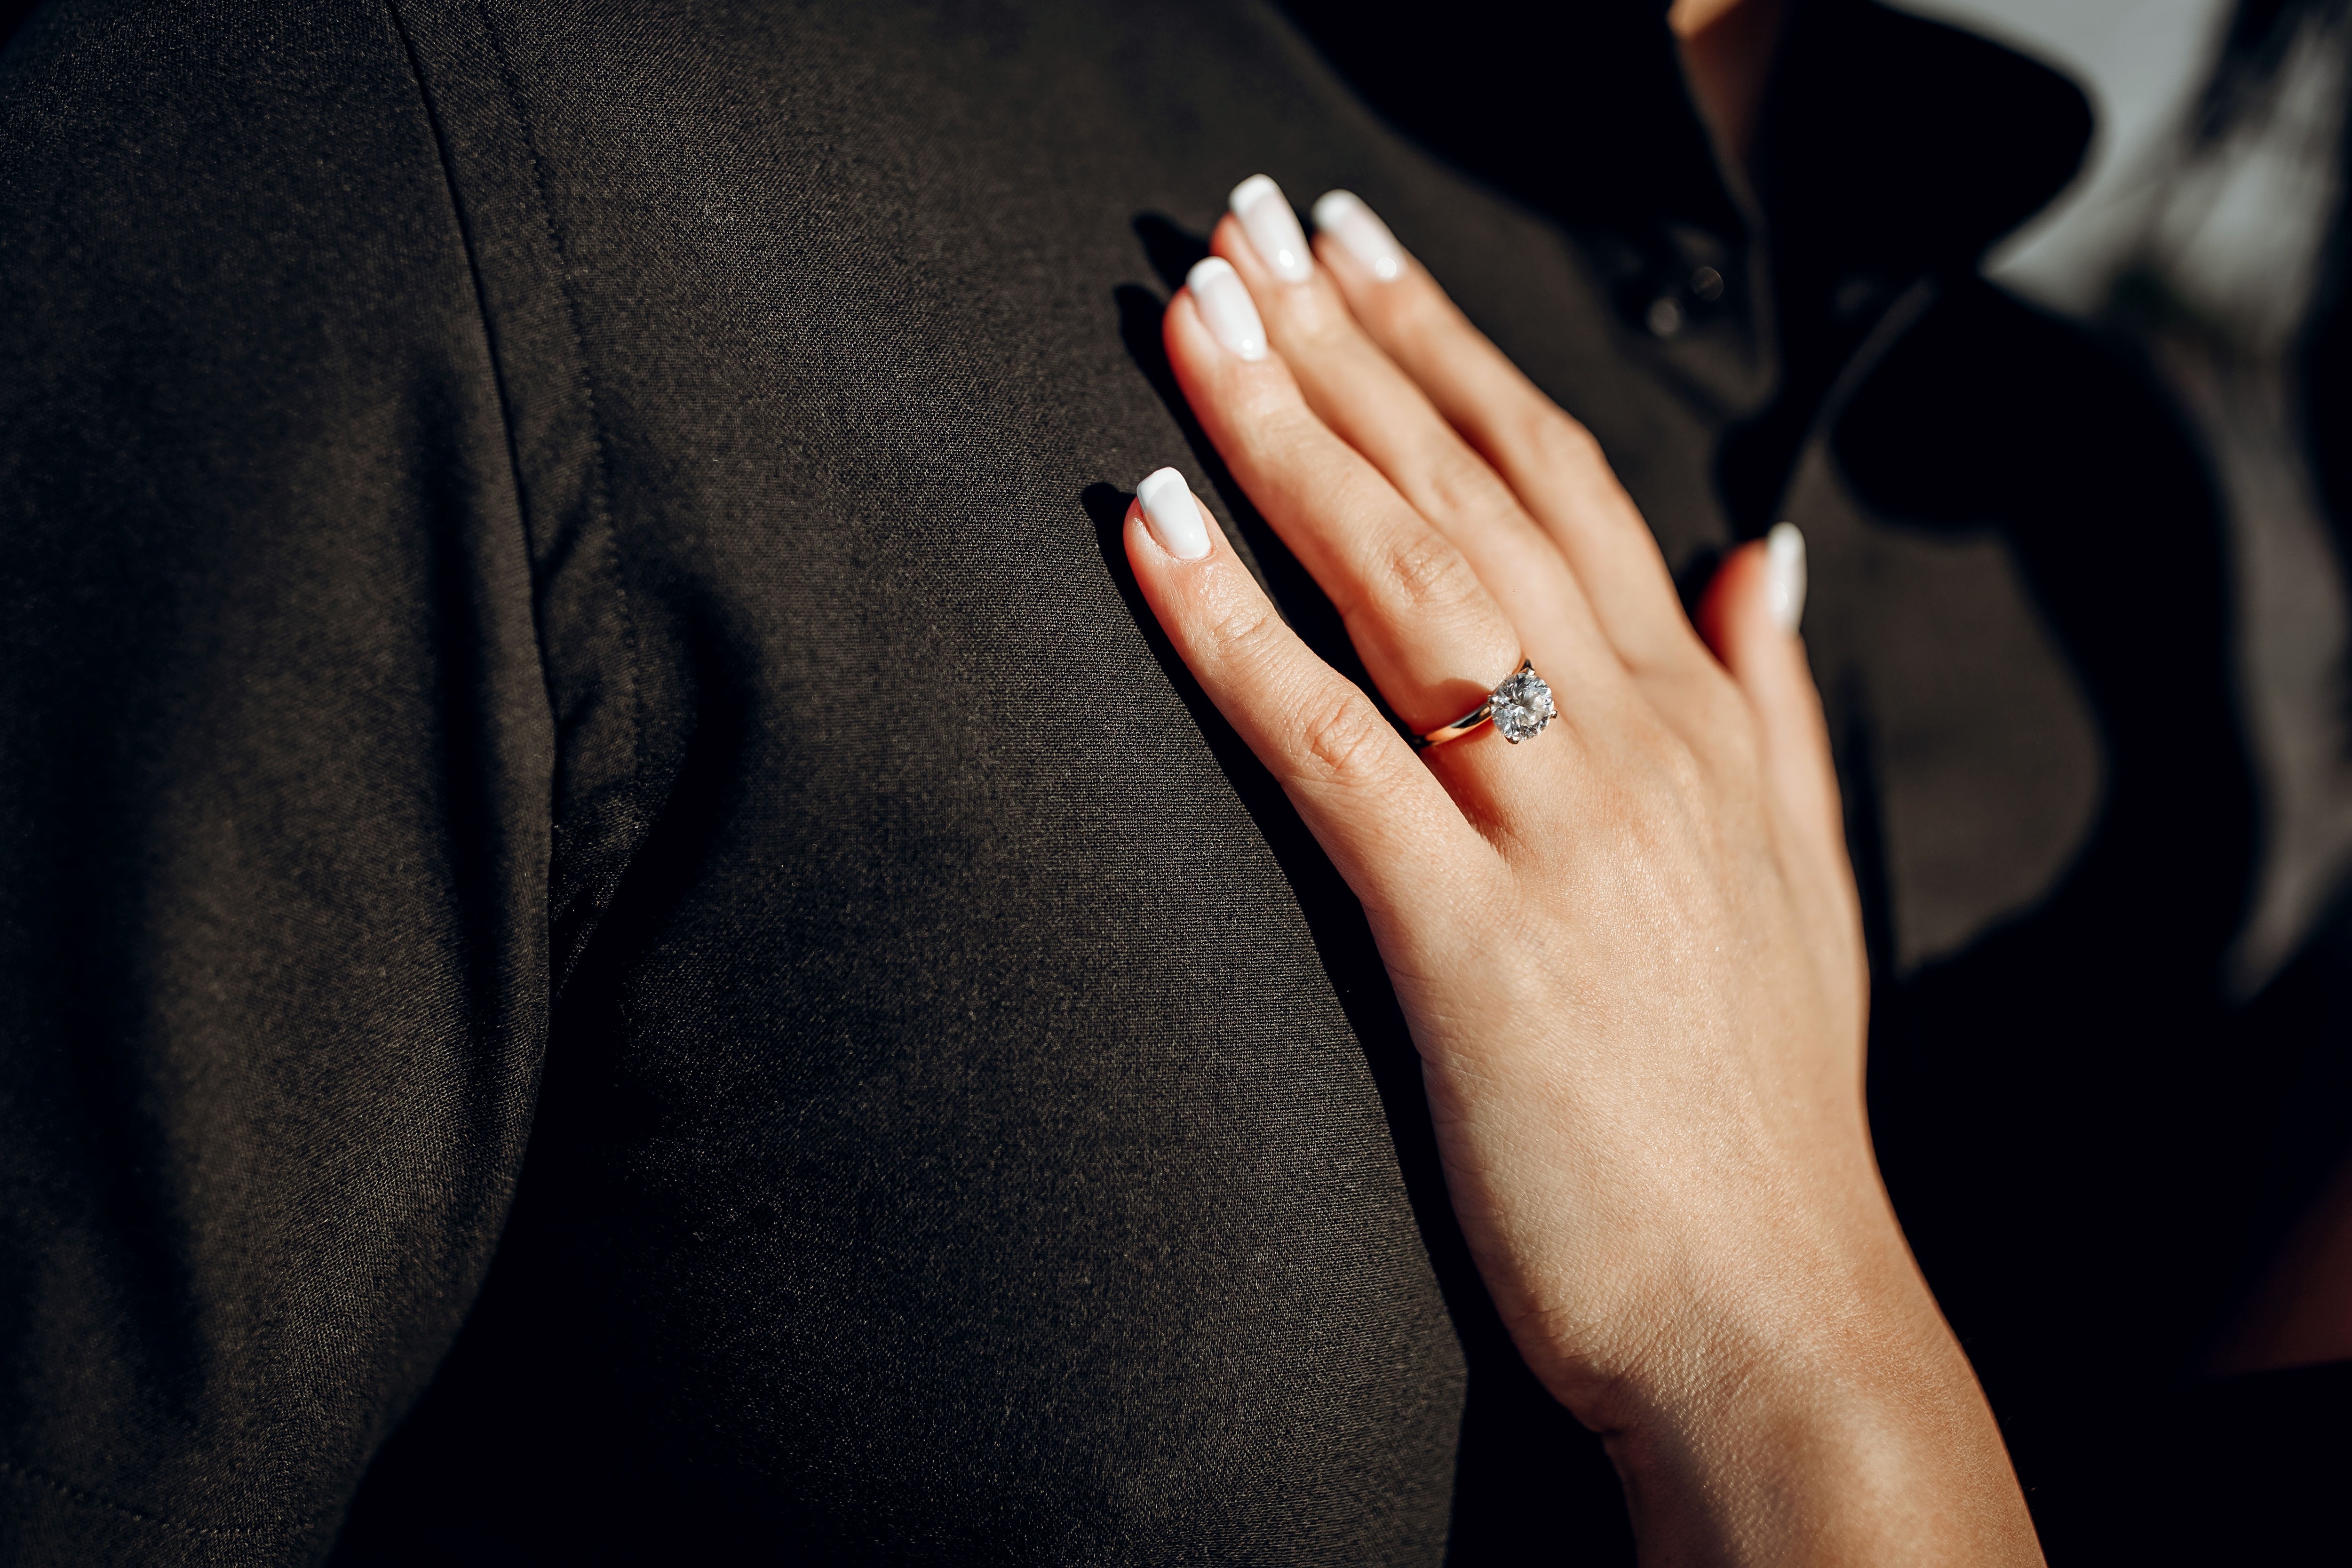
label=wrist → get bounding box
[1512,1113,1909,1424]
[1581,1240,2040,1565]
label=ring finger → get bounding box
[1163,260,1611,754]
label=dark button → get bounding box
[1603,226,1738,335]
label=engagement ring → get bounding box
[1414,661,1555,748]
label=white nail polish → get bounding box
[1311,190,1403,282]
[1136,467,1210,560]
[1184,257,1268,362]
[1229,173,1313,284]
[1766,522,1807,632]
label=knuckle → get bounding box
[1291,690,1392,782]
[1204,598,1283,668]
[1291,302,1354,355]
[1717,716,1764,787]
[1243,389,1315,446]
[1528,406,1605,472]
[1667,679,1758,781]
[1375,528,1484,619]
[1619,708,1711,820]
[1689,677,1762,770]
[1420,443,1509,523]
[1251,402,1335,475]
[1386,280,1453,354]
[1656,732,1710,805]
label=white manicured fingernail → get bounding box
[1311,190,1403,282]
[1229,174,1312,284]
[1184,257,1267,362]
[1136,467,1210,560]
[1766,522,1807,632]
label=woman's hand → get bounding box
[1122,178,2042,1565]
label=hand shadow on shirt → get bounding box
[1077,213,1633,1567]
[1092,222,1467,1312]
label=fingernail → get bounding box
[1229,173,1312,284]
[1184,257,1268,362]
[1766,522,1807,632]
[1311,190,1403,282]
[1136,467,1210,560]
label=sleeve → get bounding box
[0,2,556,1559]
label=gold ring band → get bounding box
[1413,660,1555,749]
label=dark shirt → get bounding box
[0,1,2338,1563]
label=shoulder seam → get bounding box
[382,0,649,826]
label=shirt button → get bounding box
[1647,296,1686,337]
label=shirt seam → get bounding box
[383,0,649,857]
[0,1456,303,1540]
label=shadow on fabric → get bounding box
[1096,224,1638,1565]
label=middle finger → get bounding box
[1213,183,1614,682]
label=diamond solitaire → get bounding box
[1489,666,1556,743]
[1413,659,1555,749]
